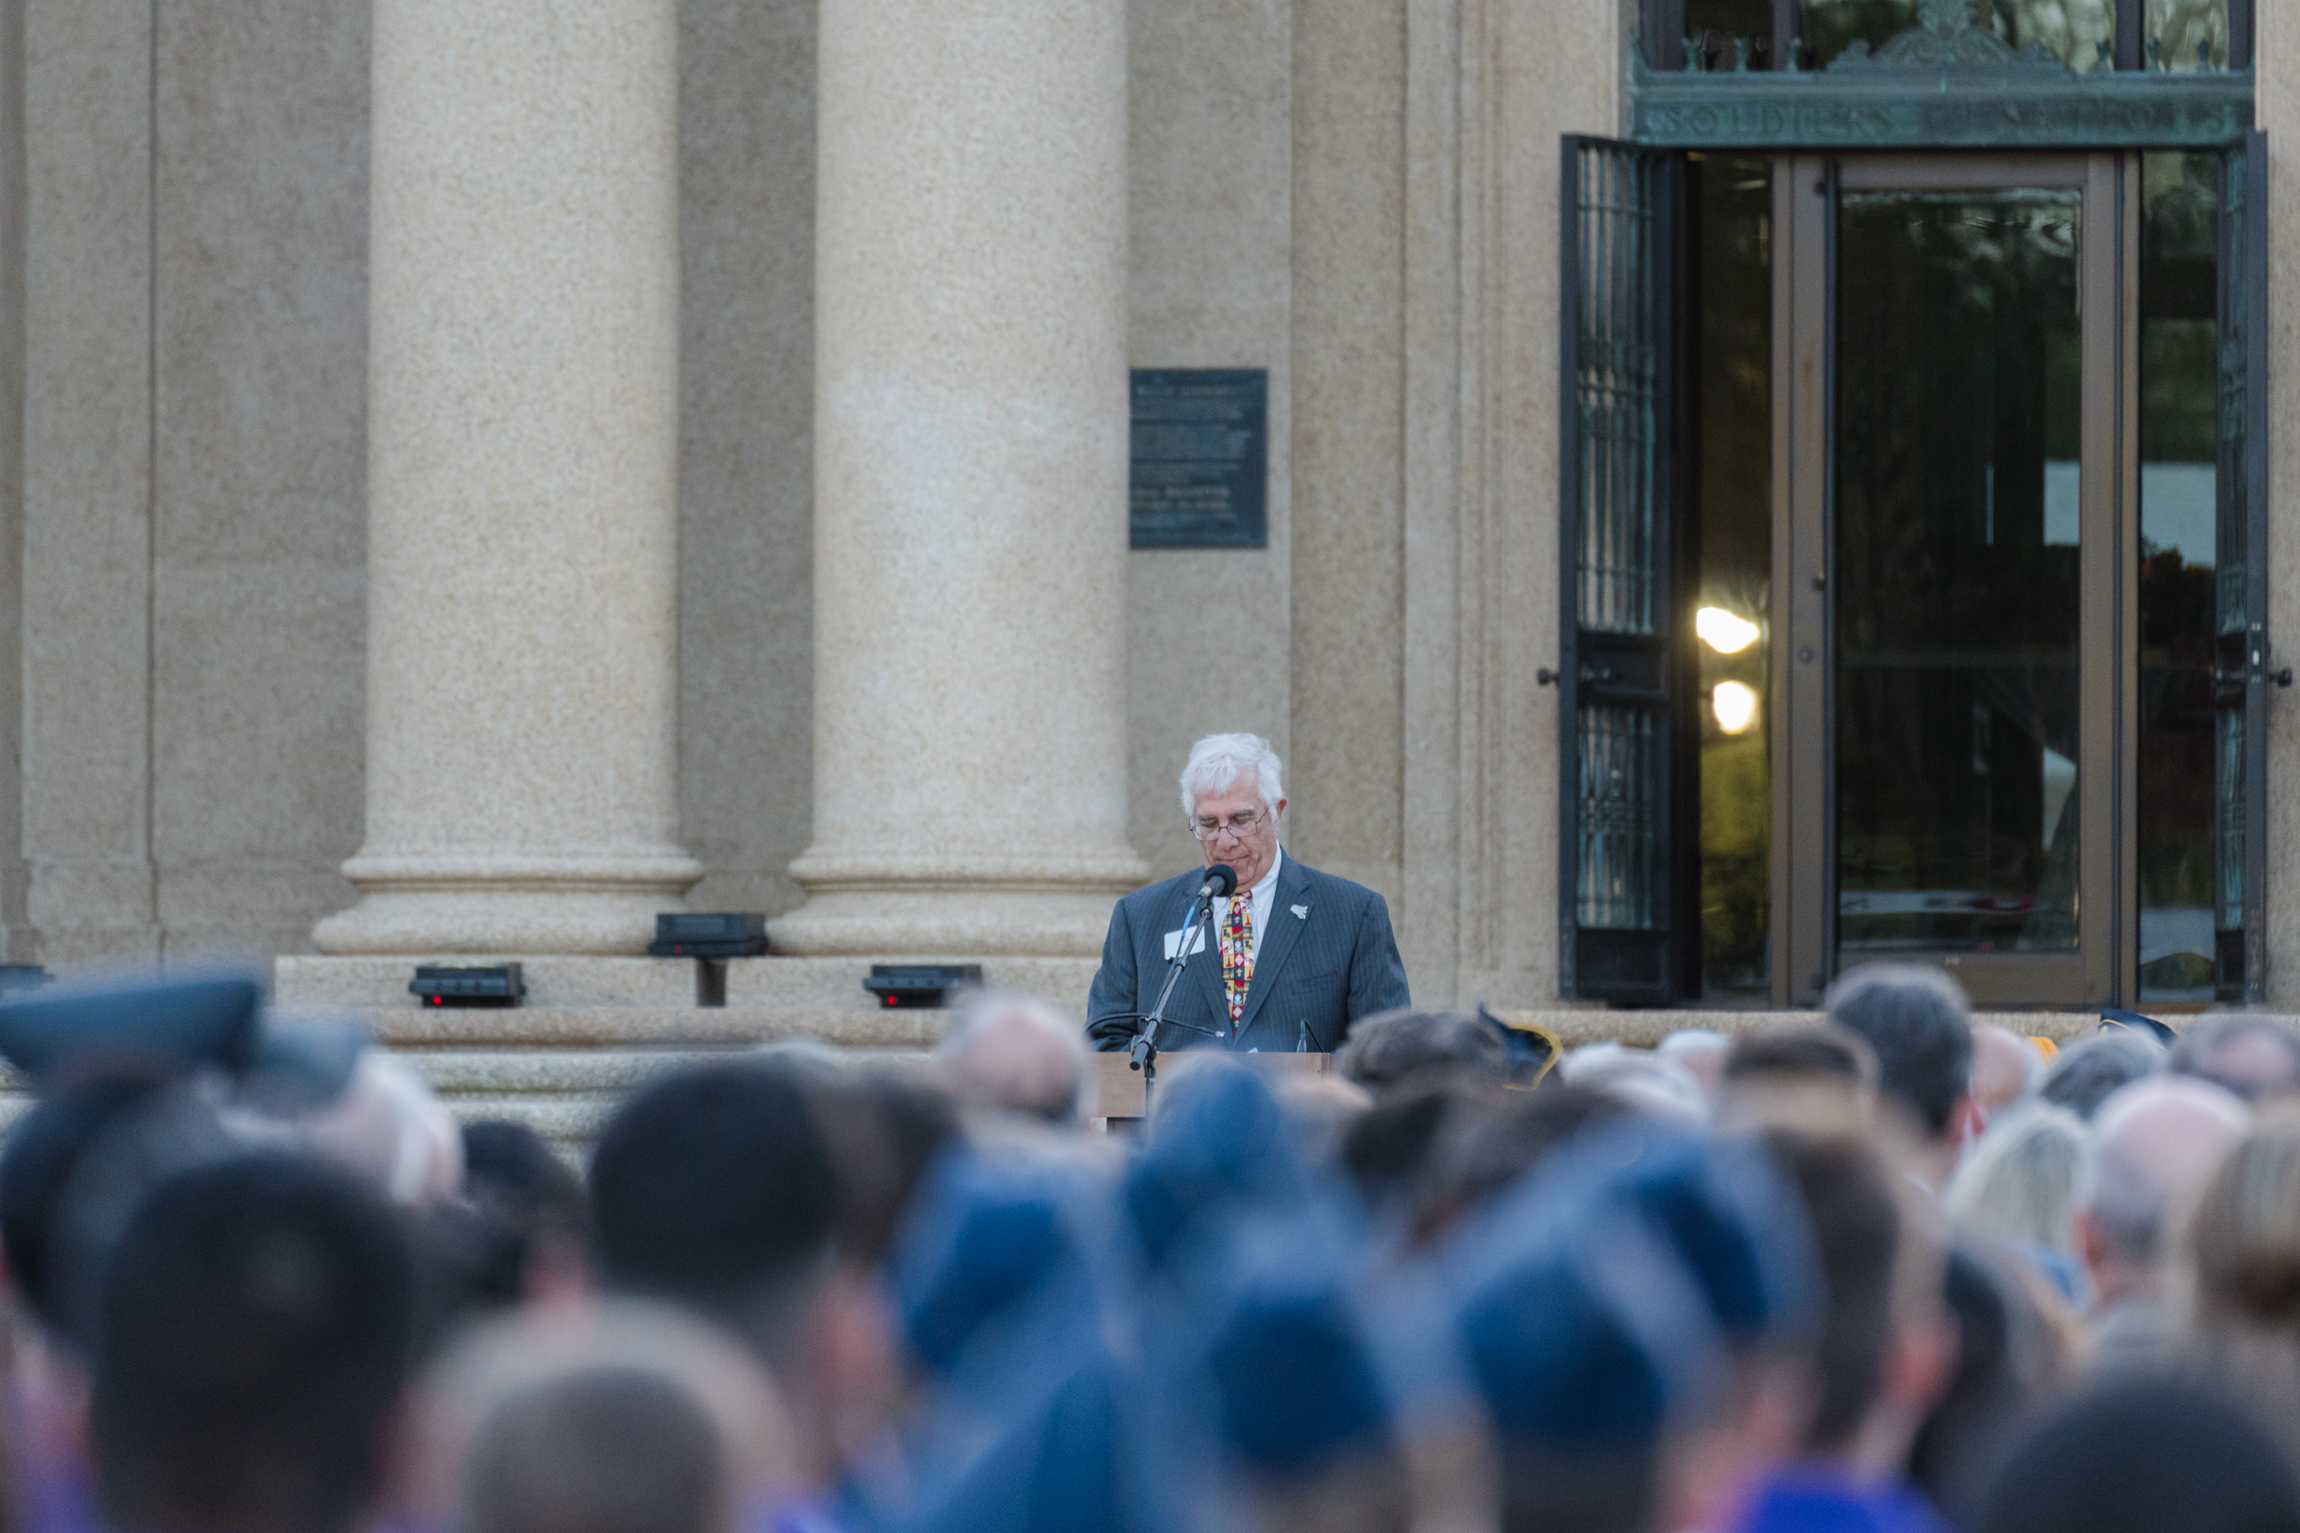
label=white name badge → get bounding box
[1163,926,1208,961]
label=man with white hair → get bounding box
[2077,1075,2249,1366]
[936,989,1093,1127]
[1086,732,1408,1054]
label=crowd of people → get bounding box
[7,969,2300,1532]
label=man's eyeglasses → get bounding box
[1190,809,1268,843]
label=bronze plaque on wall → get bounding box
[1129,368,1267,549]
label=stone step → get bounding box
[278,955,704,1009]
[338,1006,949,1048]
[276,954,1104,1015]
[398,1047,736,1095]
[426,1051,937,1148]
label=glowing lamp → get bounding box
[1712,681,1760,735]
[1696,605,1761,655]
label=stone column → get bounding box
[315,0,698,955]
[775,0,1146,956]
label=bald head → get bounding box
[935,991,1091,1127]
[1970,1025,2041,1121]
[2081,1077,2248,1301]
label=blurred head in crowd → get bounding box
[1173,1219,1418,1533]
[935,989,1092,1128]
[2080,1077,2247,1338]
[1825,964,1977,1181]
[1656,1030,1729,1105]
[1717,1024,1879,1134]
[1452,1122,1822,1533]
[294,1048,463,1206]
[1759,1129,1954,1478]
[1908,1244,2073,1530]
[1970,1025,2043,1121]
[1270,1071,1373,1164]
[1409,1082,1629,1248]
[1557,1044,1707,1125]
[880,1151,1106,1423]
[587,1058,899,1492]
[408,1120,594,1340]
[2040,1030,2163,1121]
[1453,1211,1712,1533]
[1126,1057,1312,1280]
[91,1152,419,1533]
[1336,1080,1499,1227]
[1976,1370,2300,1533]
[1947,1102,2093,1300]
[460,1118,591,1305]
[410,1304,792,1533]
[2169,1015,2300,1104]
[0,1066,247,1357]
[805,1064,962,1268]
[2173,1104,2300,1457]
[1334,1009,1509,1096]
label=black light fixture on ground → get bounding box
[648,913,769,958]
[408,964,525,1008]
[864,964,983,1009]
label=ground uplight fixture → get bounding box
[863,964,983,1009]
[1696,605,1762,655]
[409,964,525,1008]
[649,912,769,958]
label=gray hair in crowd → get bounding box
[2168,1015,2300,1104]
[1177,732,1285,819]
[1657,1029,1729,1101]
[1333,1009,1509,1094]
[1557,1043,1708,1125]
[2039,1031,2164,1121]
[1656,1028,1726,1061]
[1824,963,1975,1136]
[2084,1076,2249,1267]
[1946,1101,2093,1255]
[935,989,1093,1127]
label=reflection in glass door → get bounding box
[1781,156,2123,1006]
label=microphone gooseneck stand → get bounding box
[1129,863,1236,1109]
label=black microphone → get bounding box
[1195,863,1239,900]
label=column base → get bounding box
[774,849,1149,957]
[312,850,703,956]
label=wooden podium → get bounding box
[1092,1049,1338,1123]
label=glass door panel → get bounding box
[1834,186,2084,960]
[1782,155,2121,1006]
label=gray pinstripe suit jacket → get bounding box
[1085,855,1410,1053]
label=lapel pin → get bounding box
[1291,904,1309,920]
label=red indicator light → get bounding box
[884,994,897,1007]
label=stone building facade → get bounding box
[0,1,2292,1068]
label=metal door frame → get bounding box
[1773,151,2135,1007]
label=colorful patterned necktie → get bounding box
[1220,890,1254,1030]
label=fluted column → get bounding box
[315,0,698,955]
[775,0,1146,955]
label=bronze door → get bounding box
[1776,154,2131,1006]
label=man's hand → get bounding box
[1085,1013,1138,1053]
